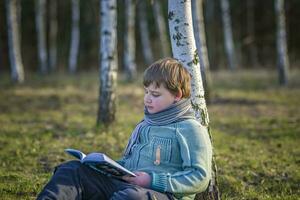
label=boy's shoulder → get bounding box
[176,118,206,132]
[177,118,200,126]
[175,119,210,143]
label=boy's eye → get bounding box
[152,93,160,97]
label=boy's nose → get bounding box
[144,94,152,103]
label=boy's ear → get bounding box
[174,90,183,101]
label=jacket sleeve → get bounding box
[150,121,212,195]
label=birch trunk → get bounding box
[35,0,48,74]
[69,0,80,73]
[123,0,136,81]
[6,0,24,83]
[275,0,289,85]
[49,0,58,71]
[191,0,212,103]
[220,0,236,70]
[97,0,118,124]
[168,0,220,199]
[153,0,171,57]
[138,0,153,65]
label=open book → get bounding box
[65,148,136,177]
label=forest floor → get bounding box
[0,69,299,200]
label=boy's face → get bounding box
[144,83,181,114]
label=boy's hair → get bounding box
[143,57,191,98]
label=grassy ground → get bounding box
[0,69,299,200]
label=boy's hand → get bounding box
[122,171,151,188]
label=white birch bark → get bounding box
[35,0,48,74]
[49,0,58,71]
[6,0,24,83]
[168,1,220,199]
[69,0,80,73]
[138,0,153,65]
[192,0,212,103]
[168,0,207,124]
[220,0,236,70]
[97,0,118,124]
[153,0,171,57]
[123,0,136,81]
[275,0,289,85]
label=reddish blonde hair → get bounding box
[143,58,191,98]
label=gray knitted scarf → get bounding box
[123,98,195,157]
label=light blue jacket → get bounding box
[120,119,212,200]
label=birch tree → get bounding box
[168,0,220,199]
[138,0,153,65]
[69,0,80,73]
[6,0,24,83]
[275,0,289,85]
[97,0,118,124]
[153,0,171,57]
[49,0,58,71]
[123,0,136,81]
[220,0,236,70]
[192,0,212,103]
[35,0,48,74]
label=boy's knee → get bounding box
[111,187,148,200]
[59,160,81,168]
[54,160,82,174]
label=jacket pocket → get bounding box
[150,136,172,164]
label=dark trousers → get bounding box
[37,160,174,200]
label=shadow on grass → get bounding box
[211,97,270,106]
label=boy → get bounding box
[37,58,212,200]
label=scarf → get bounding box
[123,98,195,157]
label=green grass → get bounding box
[0,69,299,199]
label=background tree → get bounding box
[6,0,24,83]
[97,0,118,124]
[49,0,58,72]
[220,0,236,70]
[123,0,136,81]
[138,0,153,65]
[35,0,47,74]
[153,0,171,57]
[275,0,289,85]
[192,0,212,103]
[168,0,220,199]
[69,0,80,73]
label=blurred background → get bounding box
[0,0,299,75]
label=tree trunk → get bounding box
[123,0,136,81]
[49,0,58,72]
[153,0,171,57]
[6,0,24,83]
[275,0,289,85]
[69,0,80,73]
[220,0,236,70]
[35,0,48,74]
[191,0,212,103]
[138,0,153,65]
[168,0,220,199]
[97,0,118,125]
